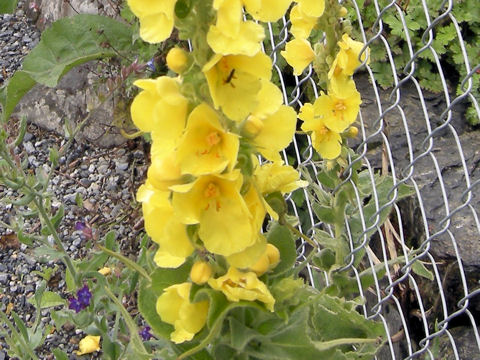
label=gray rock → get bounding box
[0,273,8,283]
[23,141,35,154]
[438,326,480,360]
[12,63,127,148]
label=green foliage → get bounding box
[0,14,133,122]
[0,0,17,13]
[349,0,480,124]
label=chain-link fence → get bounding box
[268,1,480,359]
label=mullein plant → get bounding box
[127,0,385,358]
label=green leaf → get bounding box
[0,0,17,14]
[0,14,132,121]
[65,266,75,292]
[411,259,434,281]
[266,223,296,277]
[51,204,64,229]
[309,294,385,359]
[28,291,66,309]
[229,312,260,351]
[244,306,326,359]
[11,311,29,342]
[33,246,65,261]
[52,348,69,360]
[77,251,108,272]
[311,203,337,224]
[17,230,34,246]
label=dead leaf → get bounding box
[0,233,20,250]
[6,302,14,315]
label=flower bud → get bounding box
[339,6,348,17]
[166,47,188,73]
[249,253,270,277]
[346,126,359,138]
[265,244,280,269]
[190,261,212,285]
[244,115,264,136]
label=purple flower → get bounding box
[77,284,92,308]
[68,284,92,313]
[68,297,83,313]
[75,222,86,231]
[139,326,153,341]
[146,58,156,72]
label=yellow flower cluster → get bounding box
[281,0,325,75]
[299,34,368,159]
[127,0,306,344]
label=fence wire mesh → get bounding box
[267,1,480,359]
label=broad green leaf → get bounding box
[266,223,296,277]
[0,14,132,121]
[312,203,337,224]
[0,0,17,14]
[29,290,66,309]
[33,246,65,261]
[243,306,325,359]
[228,311,260,350]
[309,294,385,359]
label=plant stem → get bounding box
[33,197,78,284]
[284,222,318,249]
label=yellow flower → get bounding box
[131,76,187,152]
[213,0,243,38]
[295,0,325,18]
[243,0,293,22]
[314,77,361,133]
[127,0,177,43]
[203,53,272,121]
[171,171,256,256]
[244,81,297,161]
[226,234,267,268]
[207,21,264,56]
[147,149,183,191]
[154,249,187,268]
[254,161,308,195]
[281,38,315,76]
[328,34,369,78]
[76,335,101,356]
[98,267,111,276]
[156,283,209,343]
[299,103,341,160]
[176,103,239,176]
[137,182,193,267]
[290,4,318,39]
[208,267,275,311]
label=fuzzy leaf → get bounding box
[266,223,297,277]
[0,14,132,121]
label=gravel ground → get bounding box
[1,123,149,359]
[0,6,150,358]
